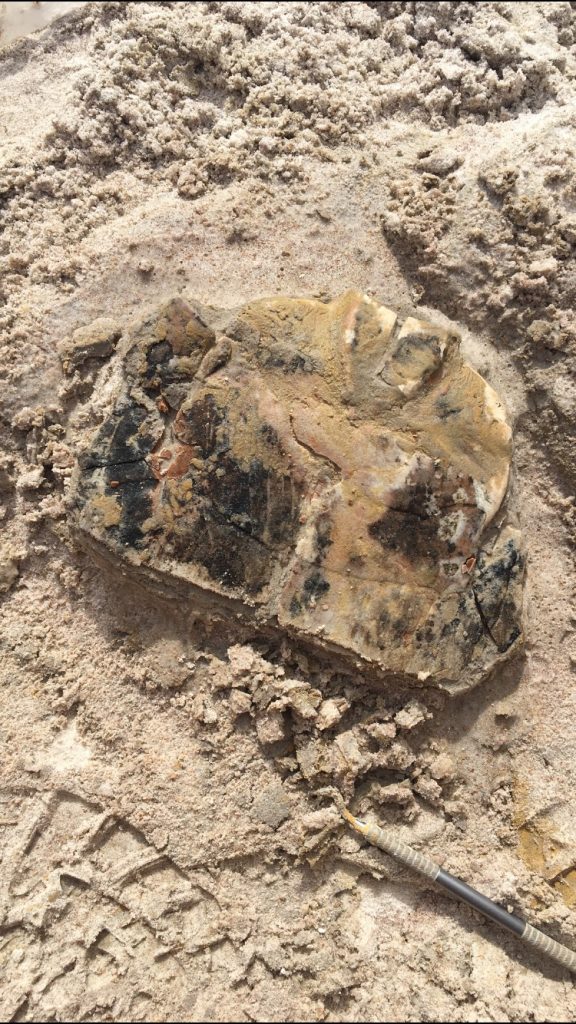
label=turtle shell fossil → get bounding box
[70,291,524,692]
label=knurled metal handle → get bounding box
[522,923,576,973]
[365,822,440,881]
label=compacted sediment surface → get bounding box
[1,4,576,1020]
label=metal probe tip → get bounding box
[318,786,369,835]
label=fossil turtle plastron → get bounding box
[70,291,524,692]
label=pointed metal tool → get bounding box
[336,796,576,975]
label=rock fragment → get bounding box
[59,317,121,373]
[252,782,292,829]
[394,701,430,731]
[316,698,349,732]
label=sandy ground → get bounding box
[0,3,87,47]
[1,2,576,1021]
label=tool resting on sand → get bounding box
[337,798,576,976]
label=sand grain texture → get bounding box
[1,3,576,1022]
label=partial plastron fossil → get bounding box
[68,291,524,693]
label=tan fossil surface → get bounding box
[72,293,523,692]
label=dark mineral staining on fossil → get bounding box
[70,292,524,692]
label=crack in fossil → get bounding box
[472,584,500,649]
[83,456,152,472]
[289,417,342,477]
